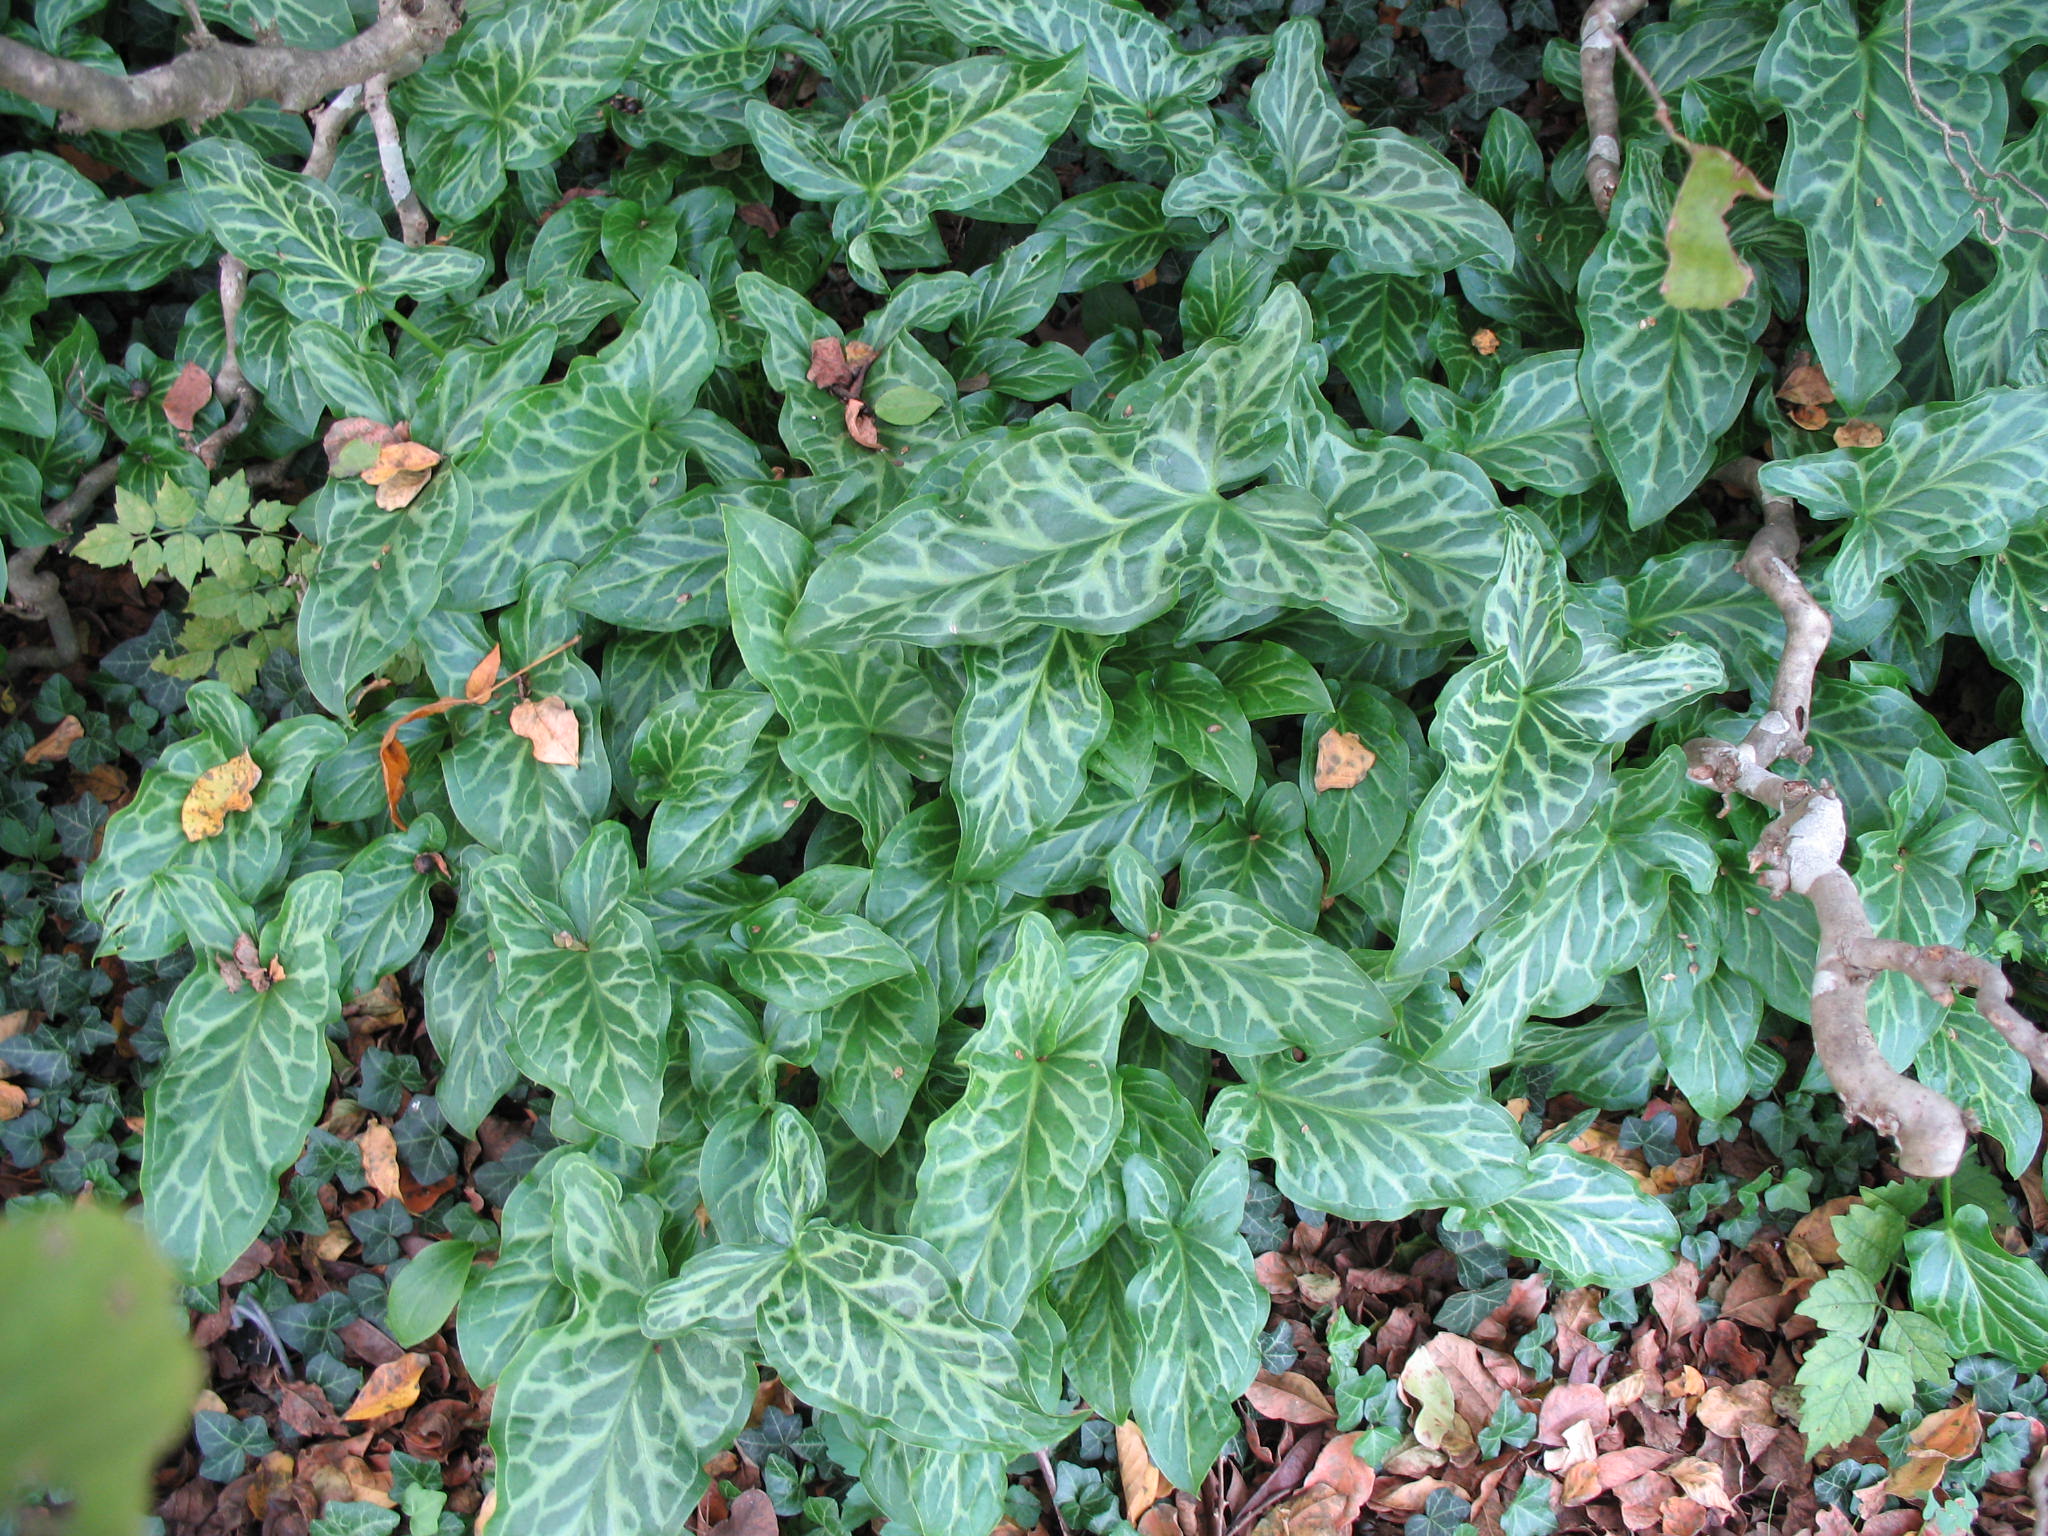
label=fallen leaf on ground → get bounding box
[706,1489,777,1536]
[1537,1381,1609,1445]
[181,752,262,842]
[0,1081,27,1121]
[1117,1420,1171,1519]
[1834,418,1884,448]
[78,763,127,803]
[322,416,405,475]
[1790,1196,1858,1264]
[1250,1486,1349,1536]
[464,645,502,705]
[1665,1456,1737,1514]
[357,1122,402,1202]
[162,362,213,431]
[1399,1343,1474,1459]
[1788,402,1831,431]
[22,716,83,764]
[1246,1370,1337,1424]
[1908,1401,1981,1461]
[342,1352,428,1420]
[1649,1258,1702,1336]
[1776,363,1835,405]
[1561,1447,1670,1506]
[510,696,580,766]
[1302,1432,1375,1527]
[1696,1379,1779,1437]
[1313,729,1376,791]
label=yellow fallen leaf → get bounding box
[343,1351,428,1420]
[465,645,503,705]
[22,715,83,765]
[181,752,262,842]
[1313,729,1377,792]
[1398,1345,1473,1459]
[361,440,443,481]
[373,469,433,510]
[357,1122,403,1202]
[510,696,581,767]
[1117,1420,1172,1521]
[0,1080,27,1122]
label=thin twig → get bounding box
[0,1,460,133]
[1578,0,1648,216]
[363,72,428,244]
[1035,1448,1072,1536]
[1900,0,2048,250]
[193,256,256,469]
[303,83,363,181]
[3,457,121,673]
[1683,458,1987,1177]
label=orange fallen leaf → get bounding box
[1909,1401,1982,1460]
[364,441,443,479]
[181,752,262,842]
[464,645,503,705]
[1788,402,1830,431]
[1301,1432,1375,1526]
[1250,1486,1349,1536]
[1313,729,1377,792]
[357,1122,402,1202]
[343,1352,428,1420]
[0,1012,31,1043]
[322,416,405,475]
[1470,328,1501,357]
[1117,1421,1171,1520]
[0,1081,28,1122]
[510,695,581,767]
[1790,1195,1859,1265]
[845,397,880,451]
[1775,363,1835,406]
[78,762,128,803]
[245,1450,295,1518]
[22,715,83,765]
[1884,1450,1950,1498]
[1834,418,1884,448]
[162,362,214,432]
[1246,1369,1337,1425]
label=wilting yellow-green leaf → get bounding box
[179,751,261,842]
[1661,144,1773,311]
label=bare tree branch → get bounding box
[4,457,121,673]
[193,256,257,469]
[1680,458,2007,1178]
[1579,0,1647,217]
[364,72,429,244]
[0,0,461,134]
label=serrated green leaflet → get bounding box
[1755,0,2033,406]
[1759,385,2048,620]
[141,871,342,1284]
[492,1157,751,1536]
[1447,1141,1678,1288]
[474,839,670,1149]
[1162,22,1512,273]
[1577,152,1765,527]
[911,915,1142,1325]
[1206,1042,1528,1222]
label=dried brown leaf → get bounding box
[1313,729,1377,792]
[1835,418,1885,448]
[1117,1420,1172,1519]
[706,1489,778,1536]
[464,645,503,705]
[844,397,881,451]
[1775,363,1836,406]
[1649,1258,1702,1337]
[1908,1401,1982,1461]
[1664,1456,1737,1514]
[181,752,262,842]
[1788,402,1831,431]
[162,361,214,431]
[373,469,433,510]
[1246,1370,1337,1425]
[1560,1447,1669,1507]
[357,1122,403,1202]
[509,695,581,767]
[807,337,853,390]
[1696,1379,1779,1437]
[0,1080,27,1122]
[22,715,83,765]
[1536,1382,1610,1446]
[342,1352,428,1420]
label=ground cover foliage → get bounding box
[6,0,2048,1532]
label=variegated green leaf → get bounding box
[1577,151,1765,527]
[458,1168,570,1387]
[444,273,716,609]
[1944,114,2048,395]
[1755,0,2035,405]
[492,1157,752,1536]
[1915,1001,2042,1176]
[141,872,342,1284]
[629,689,777,802]
[1206,1042,1528,1223]
[911,915,1144,1325]
[474,834,670,1149]
[1759,384,2048,619]
[1971,526,2048,764]
[0,150,137,263]
[729,897,917,1013]
[399,0,659,222]
[1039,183,1195,288]
[1405,351,1607,495]
[951,629,1111,879]
[332,817,444,1001]
[1124,1152,1265,1491]
[1446,1141,1678,1288]
[1905,1206,2048,1369]
[1161,21,1511,273]
[759,1222,1073,1452]
[423,905,518,1141]
[1315,262,1439,433]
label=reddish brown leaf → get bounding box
[1245,1370,1337,1425]
[1775,363,1835,405]
[322,416,403,474]
[1696,1379,1779,1438]
[1537,1382,1610,1446]
[706,1489,778,1536]
[807,337,852,390]
[162,361,214,431]
[737,202,782,236]
[1649,1258,1702,1337]
[1560,1447,1669,1506]
[342,1352,428,1420]
[1664,1456,1737,1514]
[844,397,881,451]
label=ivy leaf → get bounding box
[398,0,658,222]
[1161,21,1512,274]
[1578,151,1765,527]
[1394,515,1724,977]
[141,871,342,1284]
[1970,527,2048,765]
[458,1173,570,1387]
[1755,0,2034,405]
[1124,1152,1266,1491]
[1205,1041,1528,1223]
[1905,1205,2048,1369]
[1759,384,2048,620]
[473,832,670,1149]
[911,915,1144,1326]
[444,272,718,609]
[491,1157,752,1536]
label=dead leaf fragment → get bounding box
[1696,1379,1779,1437]
[1399,1344,1475,1460]
[1664,1457,1737,1514]
[1909,1401,1982,1461]
[342,1352,428,1420]
[844,396,880,451]
[162,361,214,431]
[1834,418,1885,448]
[1313,729,1377,792]
[1561,1447,1670,1506]
[1775,363,1836,406]
[1246,1370,1337,1424]
[1470,327,1501,356]
[1117,1420,1171,1520]
[464,645,503,705]
[0,1080,28,1121]
[509,696,581,767]
[807,337,853,390]
[1787,402,1830,431]
[181,752,262,842]
[362,439,442,510]
[357,1122,403,1202]
[22,716,83,765]
[706,1489,778,1536]
[322,416,404,474]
